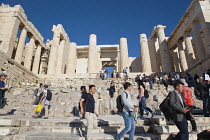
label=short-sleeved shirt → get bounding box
[82,93,95,114]
[0,80,5,94]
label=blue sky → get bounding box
[2,0,192,57]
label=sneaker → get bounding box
[32,115,38,118]
[43,117,48,119]
[189,130,198,134]
[139,117,146,120]
[151,112,156,118]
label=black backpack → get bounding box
[34,88,39,96]
[116,92,128,112]
[46,89,52,101]
[144,89,149,98]
[159,95,176,121]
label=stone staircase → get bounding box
[0,114,209,140]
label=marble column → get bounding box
[199,13,210,53]
[119,38,129,72]
[154,38,162,72]
[67,42,77,75]
[47,33,60,74]
[24,37,35,70]
[172,47,181,72]
[32,45,42,74]
[156,25,172,72]
[177,40,188,71]
[148,38,158,72]
[183,32,196,68]
[88,34,97,73]
[15,27,27,63]
[191,21,206,60]
[140,34,152,72]
[56,39,66,74]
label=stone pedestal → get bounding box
[191,21,206,60]
[24,37,35,70]
[67,42,77,75]
[88,34,97,73]
[177,41,188,71]
[140,34,152,72]
[47,33,60,75]
[15,27,27,63]
[156,25,172,72]
[32,45,42,74]
[119,38,129,72]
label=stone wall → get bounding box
[0,50,38,88]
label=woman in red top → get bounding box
[180,79,198,134]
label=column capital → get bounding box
[156,25,166,31]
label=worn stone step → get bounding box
[0,119,21,127]
[12,131,115,140]
[0,127,20,136]
[160,133,197,140]
[150,115,210,125]
[124,133,160,140]
[12,132,85,140]
[30,125,151,134]
[153,124,210,134]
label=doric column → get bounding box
[140,34,152,72]
[148,37,158,72]
[15,27,27,63]
[199,13,210,53]
[88,34,97,73]
[56,39,66,74]
[177,40,188,71]
[172,47,181,72]
[156,25,172,72]
[67,42,77,75]
[47,33,60,74]
[119,38,129,72]
[32,45,42,74]
[183,32,196,68]
[191,21,206,60]
[24,37,35,70]
[154,38,162,72]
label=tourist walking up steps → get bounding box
[169,81,189,140]
[180,79,198,134]
[116,82,138,140]
[33,83,44,105]
[80,85,98,139]
[162,73,169,90]
[32,85,52,119]
[137,82,155,120]
[0,73,8,109]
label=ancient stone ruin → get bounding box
[0,0,210,140]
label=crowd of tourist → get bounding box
[2,68,210,140]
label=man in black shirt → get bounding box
[80,85,98,138]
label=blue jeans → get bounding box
[173,116,189,140]
[139,96,153,117]
[203,98,210,117]
[117,111,135,140]
[0,93,5,108]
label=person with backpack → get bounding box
[80,85,98,138]
[0,73,8,109]
[162,73,169,90]
[168,81,189,140]
[33,83,44,105]
[180,79,198,134]
[137,81,155,120]
[116,82,138,140]
[32,85,52,119]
